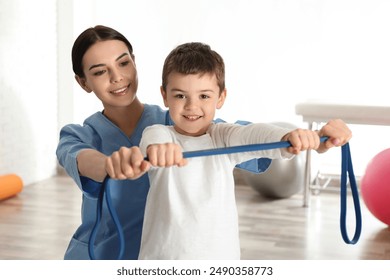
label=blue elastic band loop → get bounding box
[89,136,362,259]
[88,177,125,260]
[88,178,104,260]
[340,143,362,244]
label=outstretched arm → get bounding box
[77,149,108,182]
[280,119,352,155]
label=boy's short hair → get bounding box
[162,42,225,93]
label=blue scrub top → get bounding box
[56,104,270,260]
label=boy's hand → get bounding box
[281,119,352,155]
[105,146,151,180]
[146,143,188,167]
[316,119,352,153]
[281,129,320,155]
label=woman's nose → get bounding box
[110,68,123,83]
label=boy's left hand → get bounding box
[282,118,352,155]
[316,118,352,153]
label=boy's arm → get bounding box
[166,113,273,173]
[139,124,186,169]
[214,118,273,173]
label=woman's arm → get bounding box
[77,149,107,182]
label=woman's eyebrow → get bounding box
[88,53,129,71]
[116,53,129,61]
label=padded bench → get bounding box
[295,101,390,206]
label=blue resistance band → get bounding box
[88,175,125,260]
[89,136,362,260]
[340,142,362,244]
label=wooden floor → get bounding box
[0,174,389,260]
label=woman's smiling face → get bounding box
[77,40,138,109]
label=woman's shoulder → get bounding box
[143,104,167,117]
[60,112,122,141]
[138,104,170,126]
[60,112,102,133]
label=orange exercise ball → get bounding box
[0,174,23,201]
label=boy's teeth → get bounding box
[186,115,200,120]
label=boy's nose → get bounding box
[184,98,198,109]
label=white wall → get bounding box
[0,0,58,185]
[66,0,390,176]
[1,0,389,186]
[68,0,390,122]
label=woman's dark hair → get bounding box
[72,25,134,77]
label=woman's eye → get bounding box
[120,60,130,67]
[93,70,105,76]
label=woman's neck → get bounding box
[103,98,144,137]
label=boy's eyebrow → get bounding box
[170,87,215,92]
[170,88,185,93]
[88,53,129,71]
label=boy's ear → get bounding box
[216,88,227,109]
[75,75,92,93]
[160,86,169,108]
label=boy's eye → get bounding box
[200,94,210,99]
[174,94,185,99]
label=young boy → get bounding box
[136,42,351,259]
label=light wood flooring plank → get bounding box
[0,175,389,260]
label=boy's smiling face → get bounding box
[161,72,226,136]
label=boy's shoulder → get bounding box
[209,121,241,131]
[142,123,175,137]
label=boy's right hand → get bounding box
[105,146,151,180]
[146,143,188,168]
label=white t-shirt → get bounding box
[138,122,292,260]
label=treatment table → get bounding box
[295,101,390,207]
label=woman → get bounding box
[56,25,281,259]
